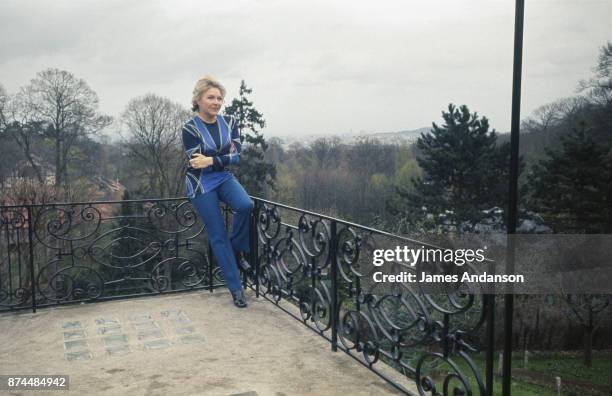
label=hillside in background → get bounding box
[497,128,566,167]
[498,104,612,169]
[273,126,431,147]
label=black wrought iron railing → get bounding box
[0,197,497,395]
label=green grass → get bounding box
[519,352,611,388]
[417,353,557,396]
[449,351,612,395]
[386,350,611,395]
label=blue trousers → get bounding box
[190,175,254,293]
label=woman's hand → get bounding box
[189,153,213,169]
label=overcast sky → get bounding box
[0,0,610,139]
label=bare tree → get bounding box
[579,41,612,106]
[311,137,341,167]
[521,101,565,133]
[1,177,58,207]
[121,93,190,198]
[521,96,590,134]
[1,89,46,183]
[561,294,611,367]
[20,68,112,190]
[0,84,7,128]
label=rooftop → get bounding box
[0,196,497,396]
[0,288,415,396]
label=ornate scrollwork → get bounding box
[36,263,104,302]
[297,214,329,261]
[253,204,490,395]
[1,209,27,228]
[0,287,30,307]
[258,204,282,241]
[149,256,208,291]
[298,283,332,332]
[1,199,218,310]
[88,226,163,269]
[33,205,102,249]
[146,200,203,235]
[415,350,485,396]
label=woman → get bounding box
[181,75,254,308]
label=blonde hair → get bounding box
[191,75,226,112]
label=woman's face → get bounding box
[197,87,223,118]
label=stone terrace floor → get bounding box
[0,289,417,396]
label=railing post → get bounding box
[330,220,338,352]
[485,257,496,396]
[208,241,214,293]
[442,313,450,358]
[251,199,260,298]
[232,205,248,289]
[26,205,37,313]
[503,0,525,393]
[485,294,495,396]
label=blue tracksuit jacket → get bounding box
[181,114,241,199]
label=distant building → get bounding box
[2,155,55,188]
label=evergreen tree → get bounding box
[527,121,612,233]
[395,103,512,229]
[224,80,276,197]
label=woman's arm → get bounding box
[183,127,214,169]
[182,124,202,167]
[212,116,241,168]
